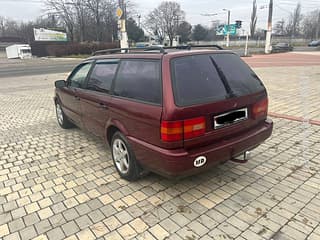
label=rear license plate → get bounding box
[213,108,248,129]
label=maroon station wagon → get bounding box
[54,45,273,181]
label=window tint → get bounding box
[172,55,228,106]
[69,63,92,88]
[114,60,161,104]
[171,53,265,106]
[87,60,118,93]
[210,54,265,96]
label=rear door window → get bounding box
[171,53,265,106]
[113,60,161,105]
[87,60,119,93]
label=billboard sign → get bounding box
[34,28,67,42]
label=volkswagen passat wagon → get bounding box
[54,46,273,181]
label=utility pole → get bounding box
[244,32,249,57]
[316,10,320,39]
[137,15,141,28]
[265,0,273,54]
[118,0,128,48]
[173,15,181,46]
[223,9,231,47]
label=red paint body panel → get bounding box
[108,97,163,146]
[58,87,83,128]
[80,90,111,137]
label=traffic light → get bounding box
[235,20,242,29]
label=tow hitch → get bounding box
[231,151,251,163]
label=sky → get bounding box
[0,0,319,34]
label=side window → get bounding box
[69,63,92,88]
[113,60,161,104]
[87,60,118,93]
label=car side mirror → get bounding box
[55,80,66,88]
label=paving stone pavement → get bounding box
[0,66,319,240]
[254,66,320,121]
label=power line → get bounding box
[279,0,320,3]
[275,4,292,14]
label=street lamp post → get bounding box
[223,9,231,47]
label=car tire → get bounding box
[111,131,142,181]
[55,102,74,129]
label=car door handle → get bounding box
[98,103,108,109]
[74,96,80,100]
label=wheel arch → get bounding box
[106,120,129,146]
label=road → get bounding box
[242,51,320,68]
[231,46,316,56]
[0,57,82,78]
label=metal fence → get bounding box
[190,38,309,48]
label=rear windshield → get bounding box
[171,53,265,106]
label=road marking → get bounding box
[269,112,320,126]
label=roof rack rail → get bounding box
[92,46,166,56]
[188,44,224,50]
[92,44,223,56]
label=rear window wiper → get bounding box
[209,56,237,98]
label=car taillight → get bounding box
[184,117,206,139]
[161,121,183,142]
[253,98,268,119]
[161,117,206,142]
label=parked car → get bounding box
[308,40,320,47]
[271,43,293,53]
[54,45,273,181]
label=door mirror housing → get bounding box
[55,80,66,88]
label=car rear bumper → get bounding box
[129,118,273,178]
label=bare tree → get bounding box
[85,0,105,41]
[250,0,257,38]
[46,0,76,42]
[71,0,87,42]
[177,21,192,43]
[206,21,223,41]
[1,0,134,43]
[302,9,320,39]
[145,8,166,44]
[1,19,20,37]
[102,1,118,42]
[286,3,303,37]
[146,1,185,46]
[192,24,208,43]
[45,0,119,42]
[0,16,5,36]
[274,19,285,35]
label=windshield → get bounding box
[21,49,31,54]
